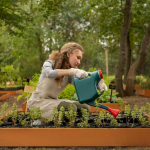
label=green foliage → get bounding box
[58,84,76,100]
[140,77,150,89]
[1,102,8,122]
[110,77,115,83]
[28,73,40,87]
[0,0,30,35]
[65,104,77,127]
[94,110,106,127]
[1,102,150,128]
[0,65,25,87]
[135,75,146,85]
[118,97,125,112]
[17,73,40,102]
[53,106,65,128]
[77,108,90,128]
[96,90,118,103]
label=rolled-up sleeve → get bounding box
[42,61,59,78]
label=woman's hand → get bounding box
[97,79,107,92]
[69,68,88,79]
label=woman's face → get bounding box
[67,49,83,68]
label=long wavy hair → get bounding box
[49,42,83,85]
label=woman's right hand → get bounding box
[69,68,88,79]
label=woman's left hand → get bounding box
[97,79,107,92]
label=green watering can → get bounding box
[73,70,119,118]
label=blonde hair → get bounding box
[48,42,83,86]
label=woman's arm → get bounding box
[58,69,70,77]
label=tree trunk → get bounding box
[124,33,132,84]
[126,25,150,96]
[115,0,132,97]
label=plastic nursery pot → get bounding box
[89,101,128,113]
[22,102,27,111]
[22,102,29,112]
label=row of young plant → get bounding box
[1,98,150,128]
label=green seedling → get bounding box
[65,104,77,127]
[125,104,131,126]
[118,97,125,112]
[53,106,64,128]
[77,108,90,128]
[110,118,120,127]
[94,110,106,127]
[2,102,8,122]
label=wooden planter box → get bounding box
[123,84,140,91]
[0,128,150,146]
[0,90,22,96]
[90,101,127,113]
[137,89,150,97]
[145,89,150,97]
[0,93,10,101]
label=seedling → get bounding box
[94,110,106,127]
[2,102,8,122]
[0,111,4,126]
[118,97,125,112]
[53,106,65,128]
[110,118,120,127]
[125,104,131,125]
[65,104,77,127]
[77,108,90,128]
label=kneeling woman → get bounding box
[27,42,107,120]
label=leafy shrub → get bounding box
[136,75,146,85]
[140,77,150,89]
[17,73,40,102]
[0,65,27,87]
[58,84,76,100]
[96,90,118,103]
[28,73,40,87]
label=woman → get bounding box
[27,42,107,120]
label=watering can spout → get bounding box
[107,108,119,118]
[86,101,119,118]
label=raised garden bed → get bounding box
[0,93,10,101]
[0,86,24,95]
[1,105,150,147]
[138,89,150,97]
[1,128,150,147]
[0,86,24,91]
[0,90,22,96]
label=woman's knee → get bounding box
[57,101,77,112]
[73,101,90,112]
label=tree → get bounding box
[115,0,150,96]
[0,0,30,35]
